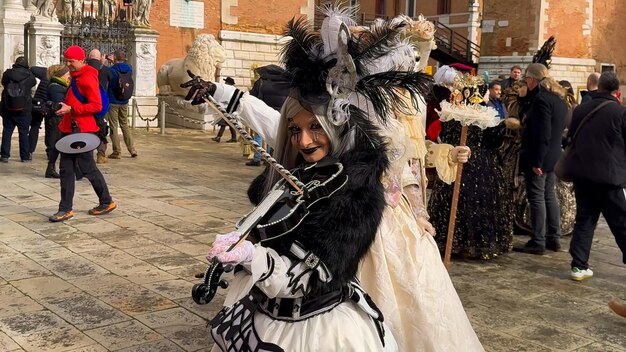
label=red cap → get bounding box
[64,45,85,60]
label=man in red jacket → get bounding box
[49,45,116,222]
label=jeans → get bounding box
[524,171,561,247]
[59,148,112,212]
[29,112,44,153]
[570,181,626,269]
[253,133,263,162]
[94,117,108,157]
[1,112,32,160]
[107,104,135,155]
[44,115,62,164]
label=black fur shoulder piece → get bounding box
[247,117,389,295]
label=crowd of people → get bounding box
[0,46,138,222]
[1,7,624,351]
[181,8,626,350]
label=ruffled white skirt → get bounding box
[211,270,398,352]
[360,199,484,352]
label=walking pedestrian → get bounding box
[563,71,626,280]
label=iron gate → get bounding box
[60,1,134,58]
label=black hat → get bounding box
[223,77,235,85]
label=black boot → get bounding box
[45,164,60,178]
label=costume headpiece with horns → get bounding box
[281,5,433,127]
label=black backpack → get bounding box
[113,70,134,100]
[5,76,29,111]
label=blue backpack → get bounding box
[70,79,109,119]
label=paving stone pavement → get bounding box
[0,128,625,352]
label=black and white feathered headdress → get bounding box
[280,5,433,127]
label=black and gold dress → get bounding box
[428,121,515,259]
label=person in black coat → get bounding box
[565,71,626,280]
[28,66,50,156]
[0,56,37,162]
[513,63,568,255]
[245,65,291,166]
[87,49,113,164]
[43,64,70,178]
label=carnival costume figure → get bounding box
[182,6,448,351]
[352,18,484,351]
[501,37,576,236]
[427,67,515,260]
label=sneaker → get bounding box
[96,154,108,164]
[211,137,221,142]
[108,153,121,159]
[131,152,138,158]
[88,201,117,215]
[546,239,561,252]
[512,241,546,255]
[570,267,593,281]
[49,210,74,222]
[245,160,261,167]
[45,169,60,179]
[0,157,7,163]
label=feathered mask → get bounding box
[280,5,433,127]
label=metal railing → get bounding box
[432,20,480,66]
[313,11,480,66]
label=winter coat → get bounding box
[520,86,568,173]
[87,59,113,90]
[107,62,133,104]
[0,62,37,114]
[249,65,291,111]
[58,64,102,134]
[31,66,50,101]
[566,93,626,186]
[580,90,600,104]
[48,77,68,103]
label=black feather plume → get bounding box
[355,71,433,122]
[280,17,329,102]
[532,36,556,69]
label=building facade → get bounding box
[479,0,626,97]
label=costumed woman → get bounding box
[182,7,442,351]
[428,67,515,260]
[501,37,576,236]
[355,15,484,351]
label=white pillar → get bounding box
[0,1,31,71]
[129,27,159,128]
[27,17,64,68]
[468,0,481,63]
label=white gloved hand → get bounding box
[416,216,436,237]
[450,146,471,164]
[207,231,254,265]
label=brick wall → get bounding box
[478,56,596,102]
[151,0,221,78]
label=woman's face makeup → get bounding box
[288,109,330,163]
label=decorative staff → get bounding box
[437,73,500,269]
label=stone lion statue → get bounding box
[157,34,227,96]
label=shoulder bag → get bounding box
[555,100,615,182]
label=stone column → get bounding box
[129,27,159,127]
[0,2,31,71]
[468,0,481,63]
[27,16,64,68]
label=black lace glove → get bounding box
[180,70,217,105]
